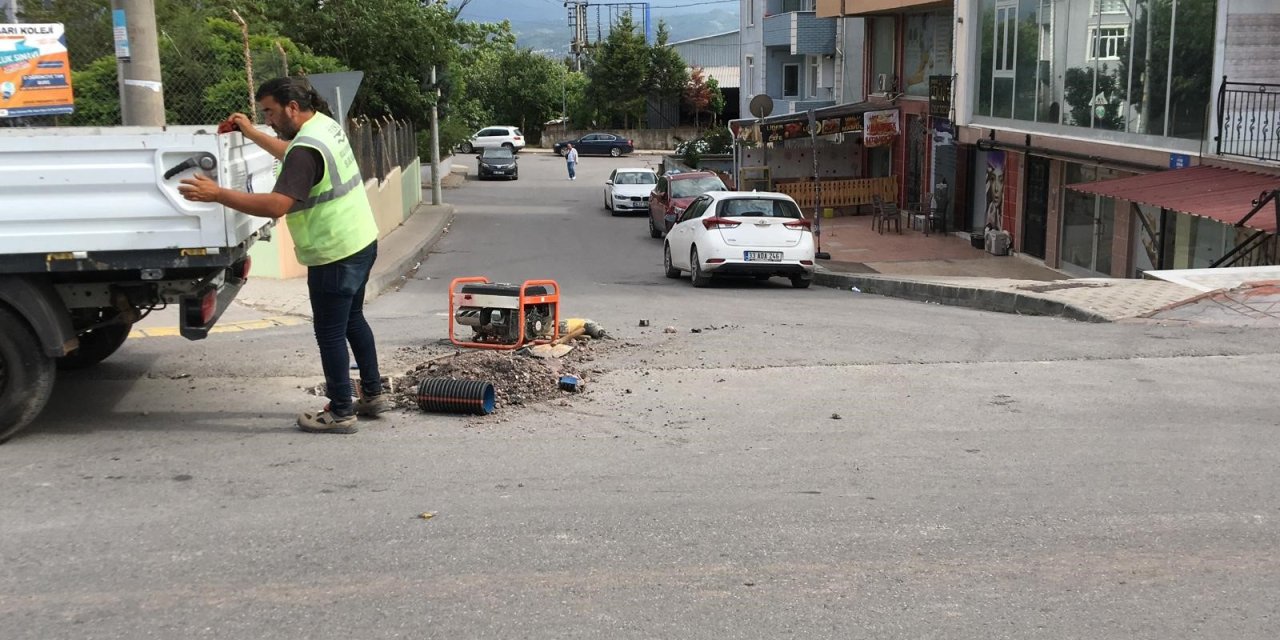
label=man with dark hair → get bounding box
[178,77,389,434]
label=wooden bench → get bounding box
[773,176,899,213]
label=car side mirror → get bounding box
[605,180,613,186]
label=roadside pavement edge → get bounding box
[813,269,1111,323]
[366,202,456,302]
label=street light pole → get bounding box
[429,65,443,206]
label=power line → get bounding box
[649,0,737,8]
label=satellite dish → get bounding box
[749,94,774,119]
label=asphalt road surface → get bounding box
[4,153,1280,639]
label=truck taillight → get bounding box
[199,289,217,325]
[702,217,741,230]
[229,257,251,284]
[784,219,812,230]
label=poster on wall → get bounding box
[0,23,74,118]
[903,14,954,98]
[983,150,1006,231]
[863,109,899,147]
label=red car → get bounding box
[647,171,728,238]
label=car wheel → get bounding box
[790,275,812,289]
[0,306,56,443]
[664,244,681,278]
[460,142,473,154]
[502,142,514,150]
[648,215,662,239]
[690,247,711,288]
[609,147,622,157]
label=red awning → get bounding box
[1066,166,1280,233]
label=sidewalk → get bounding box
[811,213,1203,322]
[234,201,455,320]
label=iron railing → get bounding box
[348,116,417,184]
[1216,77,1280,162]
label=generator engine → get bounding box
[449,278,561,349]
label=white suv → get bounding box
[460,126,525,153]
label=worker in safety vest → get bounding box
[179,76,388,434]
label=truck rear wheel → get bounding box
[0,306,56,443]
[58,309,132,370]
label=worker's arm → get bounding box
[178,174,294,219]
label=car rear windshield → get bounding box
[515,129,524,137]
[717,198,803,219]
[482,148,514,159]
[671,176,726,198]
[615,172,656,185]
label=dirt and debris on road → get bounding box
[388,338,614,412]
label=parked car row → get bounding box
[603,168,816,289]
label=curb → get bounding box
[813,269,1111,323]
[366,203,456,302]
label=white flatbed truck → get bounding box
[0,125,277,441]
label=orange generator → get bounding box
[448,277,560,350]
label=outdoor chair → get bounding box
[876,198,902,235]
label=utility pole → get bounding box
[429,66,443,206]
[112,0,165,126]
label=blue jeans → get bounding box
[307,241,381,416]
[566,161,576,179]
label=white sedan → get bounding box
[662,191,816,288]
[604,168,657,216]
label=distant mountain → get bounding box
[452,0,739,57]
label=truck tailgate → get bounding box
[0,125,275,255]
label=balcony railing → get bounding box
[1216,78,1280,163]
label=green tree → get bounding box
[585,12,649,128]
[648,21,688,100]
[706,76,725,126]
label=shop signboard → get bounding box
[0,23,74,118]
[863,109,900,147]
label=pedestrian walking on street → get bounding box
[177,76,390,435]
[565,143,578,180]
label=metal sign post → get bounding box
[808,109,830,260]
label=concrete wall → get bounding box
[542,127,704,150]
[248,162,424,280]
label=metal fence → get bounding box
[1216,78,1280,163]
[3,9,288,127]
[349,116,418,184]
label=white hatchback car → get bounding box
[663,191,816,288]
[604,168,657,216]
[459,126,525,153]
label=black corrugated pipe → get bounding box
[417,378,496,415]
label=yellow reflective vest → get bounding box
[279,113,379,266]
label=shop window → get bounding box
[783,64,800,98]
[974,0,1216,140]
[869,16,896,94]
[903,12,955,97]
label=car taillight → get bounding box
[702,217,741,230]
[784,219,812,230]
[514,136,523,140]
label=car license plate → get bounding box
[744,251,783,261]
[492,169,507,174]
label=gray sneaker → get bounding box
[297,409,358,434]
[354,393,393,417]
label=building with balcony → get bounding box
[741,0,847,117]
